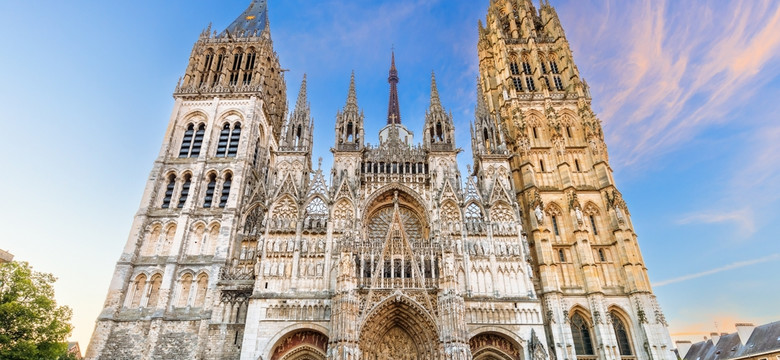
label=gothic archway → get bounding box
[359,295,440,359]
[269,330,328,360]
[470,332,524,360]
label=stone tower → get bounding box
[476,1,675,360]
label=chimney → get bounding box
[710,332,721,346]
[676,341,693,359]
[735,323,756,345]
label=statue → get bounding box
[534,205,544,224]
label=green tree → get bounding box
[0,261,74,360]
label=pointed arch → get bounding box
[359,294,440,359]
[609,306,635,356]
[267,328,329,360]
[570,309,595,356]
[469,331,524,360]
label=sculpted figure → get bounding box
[534,205,544,224]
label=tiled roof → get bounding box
[684,321,780,360]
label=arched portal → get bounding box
[269,330,328,360]
[470,332,524,360]
[359,295,440,359]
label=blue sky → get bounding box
[1,0,779,349]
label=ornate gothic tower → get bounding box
[477,1,675,360]
[85,1,288,358]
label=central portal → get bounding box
[359,296,440,359]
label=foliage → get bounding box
[0,261,74,360]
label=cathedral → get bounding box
[86,1,675,359]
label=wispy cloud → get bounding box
[563,0,780,167]
[653,254,780,287]
[677,208,756,235]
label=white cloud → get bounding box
[563,0,780,167]
[677,208,756,236]
[653,253,780,287]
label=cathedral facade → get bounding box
[86,1,675,360]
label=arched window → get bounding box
[212,51,225,86]
[229,50,244,86]
[129,274,147,308]
[227,123,241,157]
[575,159,581,172]
[242,50,256,85]
[539,160,545,172]
[590,215,599,235]
[147,275,162,308]
[598,249,606,262]
[611,312,633,356]
[571,313,595,356]
[552,215,560,236]
[216,123,230,157]
[200,50,214,87]
[558,249,566,262]
[510,61,520,75]
[161,174,176,209]
[178,274,194,307]
[219,173,232,208]
[191,124,205,157]
[177,174,192,209]
[178,124,195,158]
[194,274,209,307]
[203,173,217,208]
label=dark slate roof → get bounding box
[684,321,780,360]
[223,0,268,37]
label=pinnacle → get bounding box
[294,74,308,114]
[475,78,489,118]
[430,71,442,108]
[346,71,358,108]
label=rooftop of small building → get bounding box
[683,321,780,360]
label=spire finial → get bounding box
[346,71,358,107]
[293,74,308,114]
[387,50,401,124]
[430,71,441,107]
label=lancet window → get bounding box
[219,173,232,208]
[571,313,595,356]
[611,311,634,356]
[177,174,192,208]
[203,173,217,208]
[161,174,176,209]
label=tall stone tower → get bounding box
[477,1,675,360]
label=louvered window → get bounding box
[203,174,216,208]
[510,62,520,75]
[178,124,195,158]
[216,124,230,157]
[526,77,536,91]
[161,175,176,209]
[513,77,523,92]
[191,124,205,157]
[227,123,241,157]
[554,76,564,91]
[177,175,191,208]
[219,173,232,208]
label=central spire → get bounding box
[387,51,402,124]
